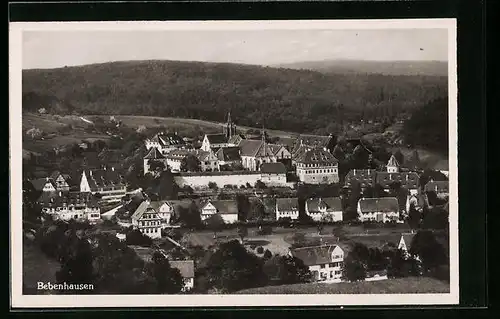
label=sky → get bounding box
[22,28,448,69]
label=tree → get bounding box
[208,182,218,190]
[263,249,273,260]
[237,226,248,244]
[387,249,422,278]
[255,180,267,190]
[393,149,405,166]
[205,214,225,239]
[248,200,266,221]
[409,230,448,274]
[205,240,266,292]
[148,160,166,172]
[236,194,251,222]
[263,255,311,285]
[421,206,448,230]
[156,170,179,200]
[126,229,153,247]
[180,154,202,172]
[407,203,422,229]
[147,251,184,294]
[341,257,367,282]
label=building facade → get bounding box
[275,198,299,220]
[305,197,343,222]
[80,169,127,203]
[357,197,400,222]
[38,192,101,223]
[145,132,187,155]
[131,200,163,239]
[200,200,239,224]
[143,147,169,174]
[259,162,287,186]
[289,245,344,282]
[295,148,339,184]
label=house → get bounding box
[169,260,195,292]
[201,134,230,152]
[38,192,101,223]
[305,197,343,222]
[195,149,220,172]
[240,137,279,171]
[344,169,376,188]
[357,197,400,222]
[215,146,242,167]
[259,162,287,186]
[49,171,72,192]
[165,149,197,172]
[275,198,299,220]
[295,148,339,184]
[143,147,169,174]
[424,180,449,198]
[375,172,420,195]
[149,201,174,227]
[398,233,416,253]
[405,193,427,212]
[386,154,400,173]
[289,245,344,282]
[145,132,186,155]
[200,199,239,224]
[30,177,57,193]
[131,200,163,239]
[80,168,127,203]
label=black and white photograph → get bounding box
[10,19,458,307]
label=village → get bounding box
[22,112,450,294]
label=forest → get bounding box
[22,60,448,135]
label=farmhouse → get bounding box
[295,148,339,184]
[131,200,163,239]
[289,245,344,283]
[432,159,449,178]
[149,201,174,227]
[227,134,245,147]
[170,260,195,292]
[165,149,198,172]
[357,197,400,222]
[200,199,238,224]
[145,132,186,155]
[305,197,343,222]
[275,198,299,220]
[386,154,400,173]
[49,171,73,192]
[30,177,57,193]
[143,147,169,174]
[38,192,101,223]
[259,162,287,186]
[80,168,127,203]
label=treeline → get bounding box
[22,60,447,135]
[402,97,449,154]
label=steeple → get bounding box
[387,154,400,173]
[225,110,235,139]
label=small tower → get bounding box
[386,154,400,173]
[224,111,236,139]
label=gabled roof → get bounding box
[205,134,227,144]
[166,149,196,159]
[376,172,420,189]
[194,150,216,161]
[387,155,400,167]
[345,169,377,187]
[260,162,287,174]
[215,147,241,161]
[131,200,160,220]
[38,191,99,208]
[424,180,449,193]
[276,198,299,211]
[169,260,195,278]
[83,169,125,190]
[358,197,399,213]
[290,245,341,266]
[228,134,245,145]
[306,197,342,212]
[202,200,238,215]
[150,133,186,146]
[30,178,56,191]
[144,147,166,159]
[295,148,338,166]
[400,233,416,248]
[239,140,265,157]
[149,201,174,212]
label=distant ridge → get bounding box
[274,60,448,77]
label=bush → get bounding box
[125,229,153,247]
[257,225,273,235]
[208,182,218,190]
[256,246,264,254]
[249,244,257,250]
[263,249,272,259]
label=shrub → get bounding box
[256,246,264,254]
[263,249,272,259]
[208,182,218,190]
[245,182,252,188]
[249,244,257,250]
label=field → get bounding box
[235,277,450,294]
[23,240,60,294]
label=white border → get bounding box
[9,19,458,308]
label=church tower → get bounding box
[224,111,236,139]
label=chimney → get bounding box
[353,169,357,176]
[111,166,115,172]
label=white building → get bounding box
[201,134,230,152]
[305,197,343,222]
[49,171,72,192]
[145,132,187,155]
[80,168,127,203]
[259,162,287,186]
[131,200,163,239]
[170,260,195,292]
[357,197,400,222]
[143,147,169,174]
[149,201,174,227]
[295,148,339,184]
[289,245,344,282]
[275,198,299,220]
[240,138,278,171]
[38,192,101,223]
[30,177,57,193]
[386,154,400,173]
[200,200,239,224]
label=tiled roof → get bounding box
[205,134,228,144]
[204,200,238,215]
[30,178,56,191]
[144,147,166,159]
[215,147,241,161]
[166,149,196,159]
[307,197,342,212]
[194,150,215,161]
[276,198,299,211]
[400,233,416,248]
[170,260,195,278]
[83,169,125,190]
[387,155,400,167]
[345,169,377,187]
[239,140,265,157]
[228,134,245,145]
[358,197,399,213]
[295,148,338,166]
[260,162,287,174]
[290,245,341,266]
[376,172,420,189]
[424,181,449,193]
[150,133,185,146]
[149,201,173,212]
[131,200,160,220]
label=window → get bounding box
[330,271,334,278]
[335,270,341,275]
[320,264,326,269]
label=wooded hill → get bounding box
[22,60,448,135]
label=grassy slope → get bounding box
[23,241,60,293]
[236,277,450,294]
